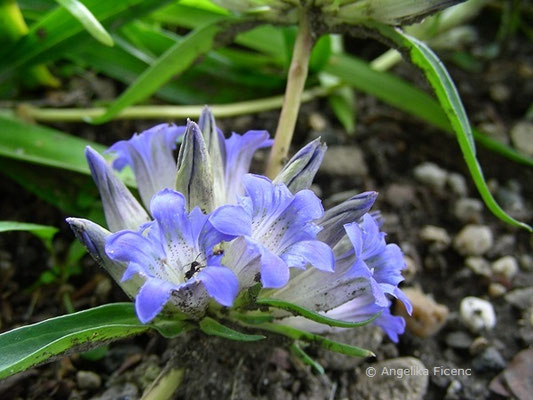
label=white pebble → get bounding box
[460,296,496,332]
[454,198,483,222]
[419,225,451,250]
[491,256,519,280]
[454,225,493,256]
[465,257,491,277]
[511,121,533,156]
[414,162,448,190]
[447,172,468,197]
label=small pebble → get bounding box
[320,146,368,177]
[453,198,483,223]
[504,287,533,310]
[454,225,493,256]
[465,257,491,278]
[419,225,451,250]
[491,256,518,280]
[447,173,468,197]
[472,347,506,372]
[76,370,101,390]
[445,331,473,349]
[445,380,462,400]
[469,336,490,355]
[413,162,448,190]
[308,112,327,131]
[402,255,418,283]
[395,288,449,337]
[519,254,533,271]
[511,121,533,156]
[488,283,507,297]
[460,296,496,332]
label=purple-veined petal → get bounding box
[86,146,150,232]
[317,192,378,247]
[135,278,176,323]
[224,131,272,203]
[281,240,334,272]
[107,123,185,209]
[273,138,326,193]
[221,236,262,289]
[360,214,386,259]
[196,266,238,306]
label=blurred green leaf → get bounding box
[0,0,172,78]
[0,221,58,247]
[370,25,531,231]
[54,0,114,46]
[328,86,356,134]
[89,19,238,123]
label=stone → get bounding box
[511,121,533,156]
[491,256,519,280]
[353,357,428,400]
[472,347,506,372]
[395,288,449,337]
[76,370,101,390]
[419,225,451,251]
[445,331,473,350]
[413,162,448,190]
[453,198,483,223]
[453,225,493,256]
[465,257,491,278]
[447,173,468,197]
[504,287,533,310]
[488,283,507,297]
[459,296,496,332]
[385,183,416,208]
[320,146,368,177]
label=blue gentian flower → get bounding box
[69,108,410,344]
[105,189,240,323]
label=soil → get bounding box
[1,6,532,400]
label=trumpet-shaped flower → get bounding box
[105,189,240,323]
[210,174,334,289]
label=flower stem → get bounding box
[140,363,184,400]
[265,7,314,179]
[8,86,331,122]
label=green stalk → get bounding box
[141,363,184,400]
[265,6,314,179]
[12,86,331,122]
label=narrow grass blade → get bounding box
[369,24,531,231]
[257,323,375,358]
[0,303,148,379]
[256,298,379,328]
[290,342,325,374]
[199,317,265,342]
[54,0,113,46]
[89,20,234,124]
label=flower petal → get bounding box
[67,217,142,298]
[85,147,150,232]
[175,121,215,212]
[197,266,238,306]
[273,138,326,193]
[209,204,252,237]
[224,131,272,203]
[281,240,334,272]
[317,192,377,246]
[259,246,289,288]
[135,278,176,323]
[107,123,185,208]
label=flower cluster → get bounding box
[68,108,410,342]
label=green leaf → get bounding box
[369,24,531,231]
[54,0,113,46]
[0,303,149,379]
[0,0,171,77]
[256,298,379,328]
[0,114,104,174]
[0,221,58,243]
[290,342,324,374]
[199,317,265,342]
[257,323,374,358]
[328,87,356,135]
[89,20,235,124]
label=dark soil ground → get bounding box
[1,6,532,400]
